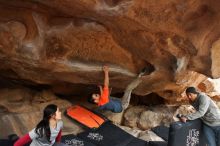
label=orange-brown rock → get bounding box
[0,0,220,102]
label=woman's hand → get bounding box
[98,85,102,89]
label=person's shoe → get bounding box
[138,67,149,77]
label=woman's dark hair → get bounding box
[87,93,96,104]
[186,87,199,94]
[35,104,57,142]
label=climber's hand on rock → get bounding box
[103,65,109,73]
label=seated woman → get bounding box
[14,104,67,146]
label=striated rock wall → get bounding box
[0,0,220,102]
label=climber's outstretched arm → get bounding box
[103,66,109,88]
